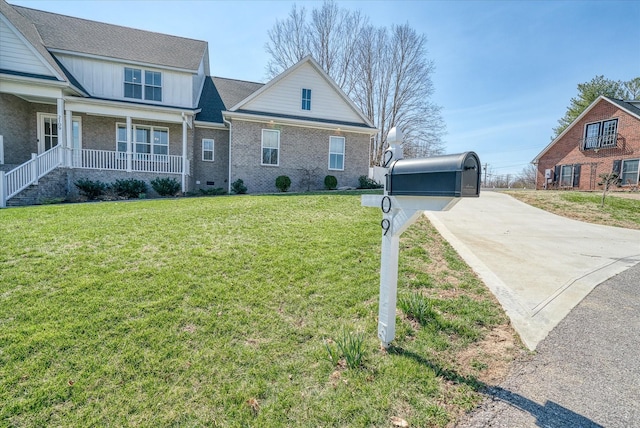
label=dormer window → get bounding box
[124,67,162,101]
[302,88,311,110]
[124,67,142,99]
[145,71,162,101]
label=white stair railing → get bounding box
[1,145,62,208]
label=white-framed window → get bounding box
[620,159,639,186]
[116,123,168,157]
[557,164,581,187]
[584,119,617,149]
[328,136,345,170]
[261,129,280,166]
[145,71,162,102]
[124,67,142,99]
[124,67,162,101]
[559,165,573,187]
[202,138,214,161]
[302,88,312,111]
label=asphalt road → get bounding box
[455,262,640,427]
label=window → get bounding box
[620,159,639,186]
[262,129,280,165]
[584,119,617,149]
[145,71,162,101]
[117,124,168,157]
[124,67,142,99]
[328,136,345,170]
[302,88,312,110]
[558,164,581,187]
[202,138,214,161]
[124,67,162,101]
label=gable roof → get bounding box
[0,0,65,80]
[533,96,640,163]
[229,55,375,129]
[9,3,207,71]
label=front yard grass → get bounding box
[0,194,519,427]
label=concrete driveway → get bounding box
[426,191,640,350]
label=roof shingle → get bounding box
[11,4,207,71]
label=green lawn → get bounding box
[0,194,515,427]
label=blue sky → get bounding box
[9,0,640,178]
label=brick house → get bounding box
[0,1,376,206]
[533,96,640,191]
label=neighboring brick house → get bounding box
[0,1,376,206]
[533,96,640,191]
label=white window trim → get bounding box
[124,67,163,101]
[261,129,280,167]
[116,123,169,157]
[301,88,312,111]
[202,138,215,162]
[583,118,618,149]
[559,164,574,187]
[328,136,345,171]
[620,158,640,186]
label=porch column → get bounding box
[57,98,65,164]
[126,116,132,172]
[182,116,188,193]
[65,109,72,167]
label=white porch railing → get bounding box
[1,145,62,207]
[1,146,186,207]
[75,149,184,174]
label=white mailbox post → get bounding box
[362,127,480,348]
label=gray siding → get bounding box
[0,94,41,164]
[230,120,369,193]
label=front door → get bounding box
[38,114,58,154]
[37,113,82,159]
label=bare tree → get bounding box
[264,1,445,166]
[265,5,309,78]
[512,164,537,188]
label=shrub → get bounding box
[358,175,382,189]
[324,175,338,190]
[74,178,107,200]
[151,177,181,196]
[231,179,247,194]
[275,175,292,192]
[112,178,148,199]
[199,187,227,196]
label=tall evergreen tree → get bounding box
[553,75,639,138]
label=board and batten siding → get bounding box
[242,62,363,124]
[55,54,196,108]
[0,17,55,77]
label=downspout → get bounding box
[181,113,190,194]
[224,117,232,195]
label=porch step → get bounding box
[6,168,68,207]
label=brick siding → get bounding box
[537,99,640,190]
[192,127,230,192]
[229,120,370,193]
[0,93,38,164]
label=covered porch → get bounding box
[1,93,196,207]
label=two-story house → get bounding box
[0,1,377,206]
[533,96,640,191]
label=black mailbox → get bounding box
[386,152,481,197]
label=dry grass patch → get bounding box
[505,190,640,229]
